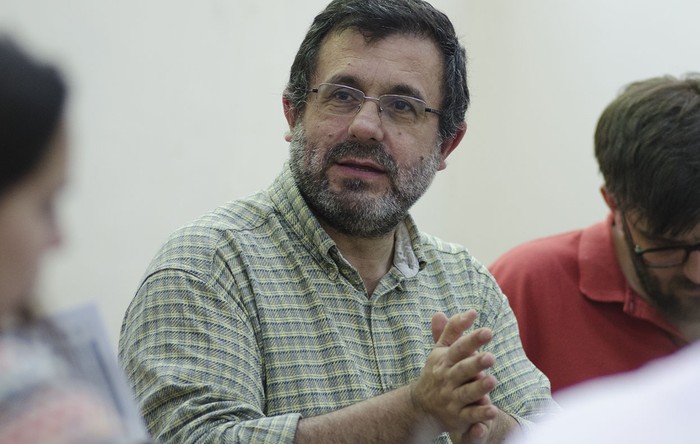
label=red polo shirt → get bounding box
[490,215,688,393]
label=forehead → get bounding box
[629,212,700,244]
[312,29,444,102]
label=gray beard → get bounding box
[288,125,441,238]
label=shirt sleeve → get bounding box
[118,268,301,443]
[469,264,561,430]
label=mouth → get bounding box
[335,159,387,175]
[670,279,700,299]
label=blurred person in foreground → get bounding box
[490,73,700,393]
[506,338,700,444]
[0,37,127,443]
[118,0,557,442]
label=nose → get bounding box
[347,98,385,142]
[683,250,700,284]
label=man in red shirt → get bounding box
[490,74,700,393]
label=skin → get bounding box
[603,187,700,341]
[284,29,516,443]
[0,122,67,324]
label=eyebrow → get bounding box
[637,226,695,246]
[387,84,426,101]
[323,74,427,101]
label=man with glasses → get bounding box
[490,74,700,394]
[119,0,556,443]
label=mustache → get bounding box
[323,140,398,176]
[672,277,700,292]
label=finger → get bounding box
[459,403,498,426]
[431,312,449,343]
[467,421,490,444]
[455,374,498,408]
[436,310,477,348]
[450,351,496,382]
[446,328,493,364]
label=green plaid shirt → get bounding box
[119,164,555,443]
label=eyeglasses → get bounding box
[622,215,700,268]
[633,243,700,268]
[308,83,441,126]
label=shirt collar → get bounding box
[268,164,336,261]
[394,219,421,277]
[579,213,628,303]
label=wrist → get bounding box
[407,382,442,436]
[408,380,427,419]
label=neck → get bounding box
[321,222,396,296]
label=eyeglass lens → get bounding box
[312,83,431,125]
[641,244,700,267]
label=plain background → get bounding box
[1,0,698,348]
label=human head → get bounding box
[596,74,700,335]
[284,0,469,143]
[596,74,700,237]
[0,37,67,324]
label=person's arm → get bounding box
[295,311,516,443]
[472,264,560,430]
[119,269,302,443]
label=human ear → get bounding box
[601,186,626,228]
[437,122,466,171]
[283,96,297,142]
[600,186,618,212]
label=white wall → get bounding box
[0,0,698,348]
[447,0,700,263]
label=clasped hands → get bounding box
[411,310,500,444]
